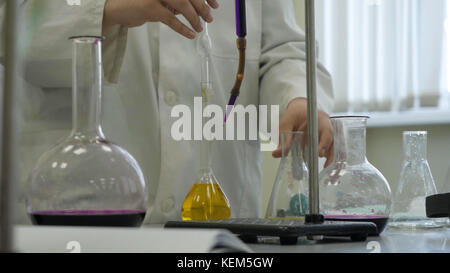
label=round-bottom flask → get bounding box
[319,116,392,235]
[26,36,148,227]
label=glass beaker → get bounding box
[266,132,309,220]
[26,36,148,227]
[389,131,443,229]
[181,24,231,221]
[319,116,392,235]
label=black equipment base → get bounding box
[165,218,377,245]
[426,193,450,219]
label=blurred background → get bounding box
[1,0,449,218]
[262,0,450,215]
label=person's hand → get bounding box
[103,0,219,39]
[272,98,334,168]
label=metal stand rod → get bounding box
[1,0,19,252]
[305,0,323,223]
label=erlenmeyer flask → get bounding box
[266,132,309,220]
[26,36,148,227]
[181,24,231,221]
[319,116,392,235]
[389,131,443,229]
[442,167,450,226]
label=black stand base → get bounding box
[305,214,325,224]
[426,193,450,219]
[165,218,378,245]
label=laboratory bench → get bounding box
[248,228,450,253]
[12,224,450,253]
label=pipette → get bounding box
[196,20,213,104]
[224,0,247,122]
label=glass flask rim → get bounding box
[330,115,370,120]
[69,35,105,42]
[403,131,427,136]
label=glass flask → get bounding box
[266,132,309,220]
[389,131,443,229]
[181,22,231,221]
[26,36,148,227]
[319,116,392,235]
[443,167,450,226]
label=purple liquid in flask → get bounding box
[29,209,146,227]
[325,214,389,235]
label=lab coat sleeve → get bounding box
[20,0,127,87]
[259,0,334,115]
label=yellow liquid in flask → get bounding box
[181,183,231,221]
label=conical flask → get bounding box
[266,132,309,220]
[442,167,450,226]
[181,23,231,221]
[319,116,392,235]
[389,131,443,229]
[26,36,148,227]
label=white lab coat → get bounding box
[7,0,334,224]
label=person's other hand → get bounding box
[103,0,219,39]
[272,98,334,168]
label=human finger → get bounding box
[324,142,334,168]
[272,130,295,158]
[163,0,203,32]
[206,0,219,9]
[318,126,333,158]
[158,6,197,39]
[190,0,214,23]
[272,118,295,158]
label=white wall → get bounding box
[367,125,450,194]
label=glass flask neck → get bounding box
[199,83,212,175]
[198,134,216,185]
[70,37,104,139]
[403,131,427,161]
[333,117,368,165]
[197,22,215,181]
[199,137,212,173]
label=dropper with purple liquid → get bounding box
[224,0,247,122]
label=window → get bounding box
[316,0,450,126]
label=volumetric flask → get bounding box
[389,131,443,229]
[319,116,392,235]
[266,132,309,220]
[180,95,231,221]
[181,26,231,221]
[26,36,148,227]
